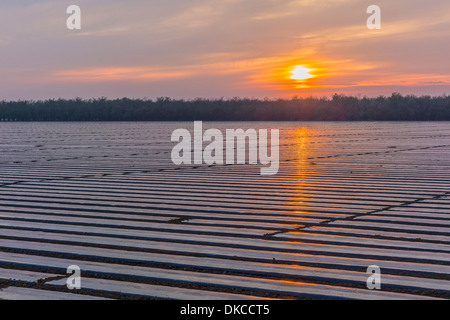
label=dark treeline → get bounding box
[1,93,450,121]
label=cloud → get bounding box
[1,0,449,99]
[46,67,192,83]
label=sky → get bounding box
[1,0,450,100]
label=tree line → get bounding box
[1,94,449,121]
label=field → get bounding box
[0,122,449,300]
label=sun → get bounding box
[290,66,316,82]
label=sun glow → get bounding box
[290,66,316,82]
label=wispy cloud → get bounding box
[46,67,192,83]
[1,0,449,99]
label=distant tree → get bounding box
[1,94,450,121]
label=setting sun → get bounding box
[290,66,316,82]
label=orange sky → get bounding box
[0,0,449,99]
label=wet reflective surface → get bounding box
[0,122,449,299]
